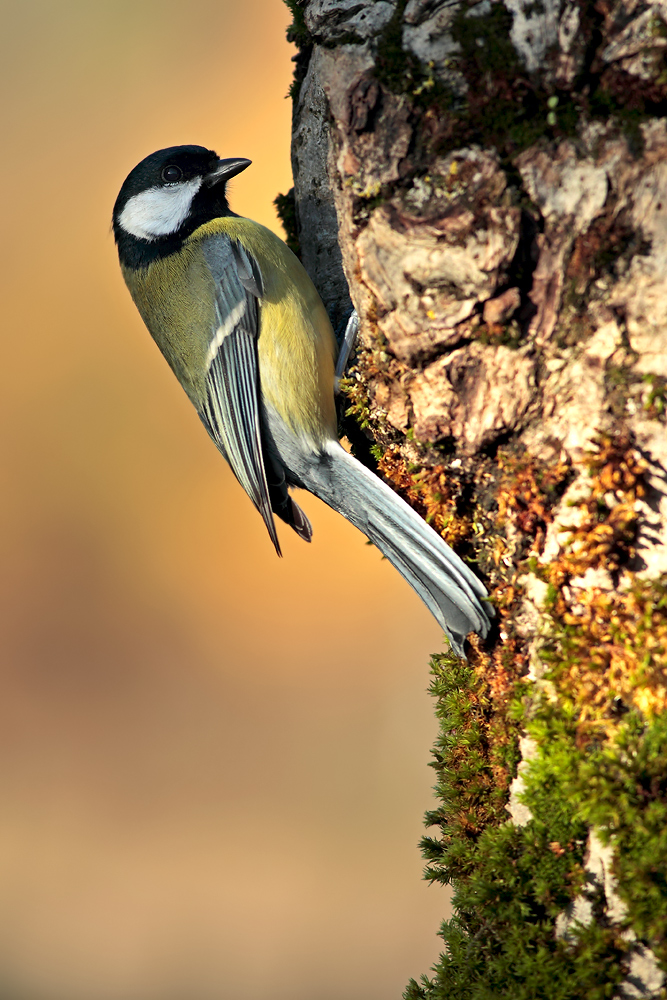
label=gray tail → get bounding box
[301,442,493,657]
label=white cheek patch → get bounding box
[118,177,203,241]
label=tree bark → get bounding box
[283,0,667,995]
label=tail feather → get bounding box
[289,497,313,542]
[299,442,493,657]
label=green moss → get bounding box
[283,0,313,100]
[514,443,667,968]
[523,702,667,967]
[410,575,667,999]
[421,654,520,862]
[539,570,667,734]
[339,372,372,432]
[283,0,310,48]
[273,188,301,258]
[407,436,667,999]
[643,373,667,421]
[408,655,627,1000]
[407,921,624,1000]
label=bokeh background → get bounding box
[0,2,452,997]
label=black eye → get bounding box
[161,165,183,184]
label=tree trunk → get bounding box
[282,0,667,995]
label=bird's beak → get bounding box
[204,157,252,187]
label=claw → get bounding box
[334,309,359,394]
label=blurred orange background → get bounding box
[0,1,451,997]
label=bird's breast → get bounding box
[121,247,217,406]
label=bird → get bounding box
[112,145,493,656]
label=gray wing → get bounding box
[200,235,282,555]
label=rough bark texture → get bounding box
[283,1,667,996]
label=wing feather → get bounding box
[199,234,281,555]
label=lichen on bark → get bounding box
[282,0,667,995]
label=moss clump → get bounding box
[415,627,667,998]
[420,650,522,879]
[643,373,667,421]
[337,353,391,475]
[283,0,308,45]
[406,430,667,998]
[523,588,667,967]
[529,435,667,733]
[541,578,667,731]
[549,437,647,582]
[341,372,576,591]
[408,654,626,1000]
[340,341,666,994]
[339,366,374,434]
[273,188,301,258]
[283,0,313,100]
[449,0,667,157]
[496,450,573,558]
[375,449,479,553]
[375,0,563,157]
[514,440,667,972]
[562,711,667,961]
[409,591,666,997]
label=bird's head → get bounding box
[113,145,250,266]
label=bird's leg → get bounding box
[334,309,359,394]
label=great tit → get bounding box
[112,145,492,655]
